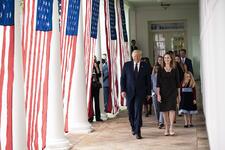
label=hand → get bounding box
[146,95,151,101]
[157,94,161,103]
[177,95,181,104]
[94,62,98,68]
[121,92,126,98]
[193,100,197,104]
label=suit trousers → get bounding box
[127,96,143,134]
[91,88,101,120]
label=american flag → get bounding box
[116,0,129,106]
[104,0,119,113]
[83,0,100,119]
[0,0,14,149]
[60,0,80,132]
[22,0,53,149]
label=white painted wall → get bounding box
[129,4,200,78]
[200,0,225,150]
[129,8,136,41]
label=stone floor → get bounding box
[67,81,209,150]
[67,109,209,150]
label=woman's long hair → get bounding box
[182,71,196,88]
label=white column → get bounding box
[45,0,71,149]
[96,20,107,120]
[12,1,26,149]
[68,0,92,134]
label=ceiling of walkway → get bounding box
[126,0,198,7]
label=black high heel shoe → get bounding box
[189,124,194,127]
[184,125,188,128]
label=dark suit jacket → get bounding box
[120,61,151,105]
[184,57,194,75]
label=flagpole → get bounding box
[68,0,92,134]
[45,0,72,149]
[12,0,27,149]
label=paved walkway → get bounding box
[67,82,209,150]
[67,109,209,150]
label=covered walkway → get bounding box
[68,109,208,150]
[68,82,209,150]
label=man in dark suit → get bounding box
[120,50,151,139]
[180,49,194,75]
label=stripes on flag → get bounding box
[117,0,129,106]
[104,0,119,113]
[61,0,80,132]
[84,0,100,120]
[22,0,53,149]
[0,0,14,149]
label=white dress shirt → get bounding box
[181,57,186,64]
[134,62,140,72]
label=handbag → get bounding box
[92,81,102,89]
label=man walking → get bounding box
[180,49,194,75]
[120,50,151,139]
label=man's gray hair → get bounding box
[132,50,142,56]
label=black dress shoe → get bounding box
[88,117,93,123]
[96,118,103,122]
[158,124,164,129]
[136,134,142,139]
[145,113,149,117]
[132,131,135,135]
[88,119,93,123]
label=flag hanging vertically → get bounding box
[83,0,100,119]
[117,0,129,106]
[22,0,53,149]
[0,0,14,149]
[61,0,80,132]
[104,0,119,113]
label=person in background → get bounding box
[179,72,198,128]
[156,56,163,68]
[157,52,180,136]
[168,50,175,60]
[121,50,151,139]
[102,54,109,112]
[88,56,103,122]
[175,55,185,83]
[175,55,186,117]
[180,49,194,75]
[130,39,138,55]
[151,64,164,129]
[141,57,153,117]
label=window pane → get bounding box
[154,34,158,41]
[159,34,165,41]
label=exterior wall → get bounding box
[200,0,225,149]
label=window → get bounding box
[153,33,166,57]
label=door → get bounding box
[149,21,187,62]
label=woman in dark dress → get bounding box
[157,53,180,136]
